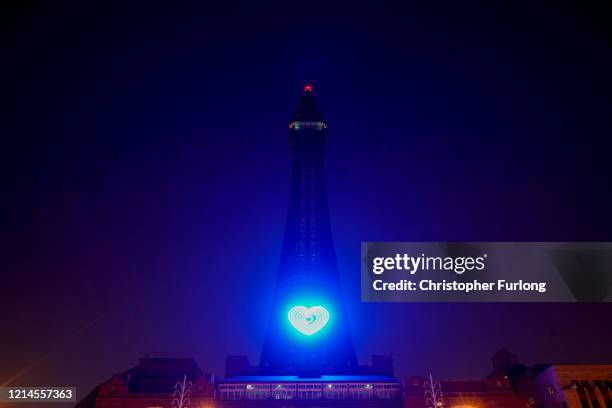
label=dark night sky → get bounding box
[2,3,612,401]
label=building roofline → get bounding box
[220,375,399,383]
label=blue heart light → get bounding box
[288,306,330,336]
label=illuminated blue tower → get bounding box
[259,84,358,375]
[218,86,400,405]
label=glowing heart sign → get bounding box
[288,306,330,336]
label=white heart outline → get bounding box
[287,305,330,336]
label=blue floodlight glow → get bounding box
[287,305,330,336]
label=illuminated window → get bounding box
[289,121,327,130]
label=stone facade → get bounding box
[75,356,215,408]
[513,364,612,408]
[403,376,526,408]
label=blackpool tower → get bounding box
[218,86,399,405]
[259,84,358,375]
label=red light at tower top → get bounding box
[304,84,313,93]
